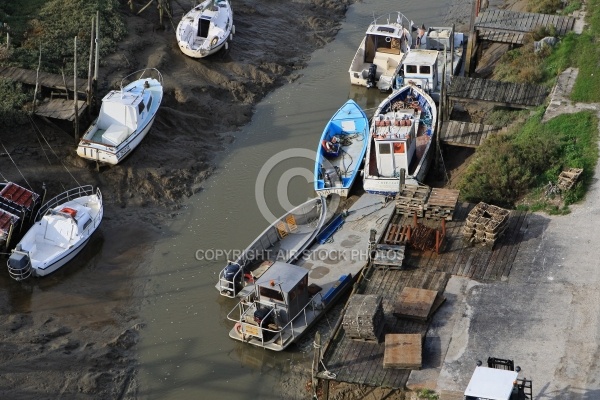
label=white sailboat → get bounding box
[176,0,235,58]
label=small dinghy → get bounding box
[314,99,369,198]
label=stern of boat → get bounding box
[7,248,32,281]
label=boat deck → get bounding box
[298,193,396,305]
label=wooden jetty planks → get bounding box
[447,77,548,109]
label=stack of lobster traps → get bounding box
[463,202,510,247]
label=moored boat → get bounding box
[76,68,163,165]
[314,99,369,198]
[363,83,437,195]
[7,185,103,281]
[215,196,330,298]
[348,12,414,91]
[176,0,234,58]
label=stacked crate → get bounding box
[424,188,460,221]
[463,202,510,247]
[343,294,385,342]
[557,168,583,191]
[395,184,431,217]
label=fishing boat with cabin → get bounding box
[363,83,437,195]
[76,68,163,165]
[7,185,103,281]
[215,196,330,298]
[226,193,395,351]
[176,0,234,58]
[314,99,369,198]
[348,11,414,91]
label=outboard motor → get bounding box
[366,64,377,88]
[223,263,242,293]
[7,250,32,281]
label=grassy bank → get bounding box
[457,0,600,213]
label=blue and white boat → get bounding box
[363,83,437,195]
[314,99,369,198]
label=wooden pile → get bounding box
[424,188,460,221]
[371,244,406,269]
[395,184,431,217]
[557,168,583,191]
[393,287,446,321]
[383,333,422,369]
[343,294,385,342]
[463,202,510,247]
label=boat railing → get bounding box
[120,68,164,91]
[371,11,412,29]
[35,185,96,222]
[227,293,325,348]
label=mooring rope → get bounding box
[28,115,82,188]
[1,142,33,191]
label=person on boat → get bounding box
[416,24,426,48]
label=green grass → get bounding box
[458,109,598,211]
[459,0,600,213]
[0,0,126,76]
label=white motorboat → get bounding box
[363,83,437,195]
[215,196,330,298]
[7,185,103,281]
[76,68,163,165]
[348,12,413,91]
[176,0,234,58]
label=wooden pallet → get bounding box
[383,333,422,369]
[424,188,460,221]
[557,167,583,191]
[384,223,411,245]
[372,244,406,268]
[395,184,431,216]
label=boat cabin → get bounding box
[401,50,439,94]
[371,111,417,177]
[96,87,153,147]
[253,262,310,326]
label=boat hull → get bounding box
[314,99,369,198]
[32,236,91,277]
[362,84,437,195]
[76,69,163,165]
[76,114,157,165]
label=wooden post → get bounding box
[312,331,321,399]
[435,230,440,254]
[442,218,446,235]
[158,0,164,27]
[74,36,79,142]
[87,15,94,115]
[413,213,417,228]
[32,45,41,114]
[93,11,99,112]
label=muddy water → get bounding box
[137,1,457,398]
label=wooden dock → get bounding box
[440,120,501,148]
[0,66,89,122]
[447,76,548,109]
[317,203,530,389]
[475,10,575,45]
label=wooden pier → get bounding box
[447,76,548,109]
[440,120,501,148]
[0,66,88,121]
[317,203,530,390]
[475,10,575,45]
